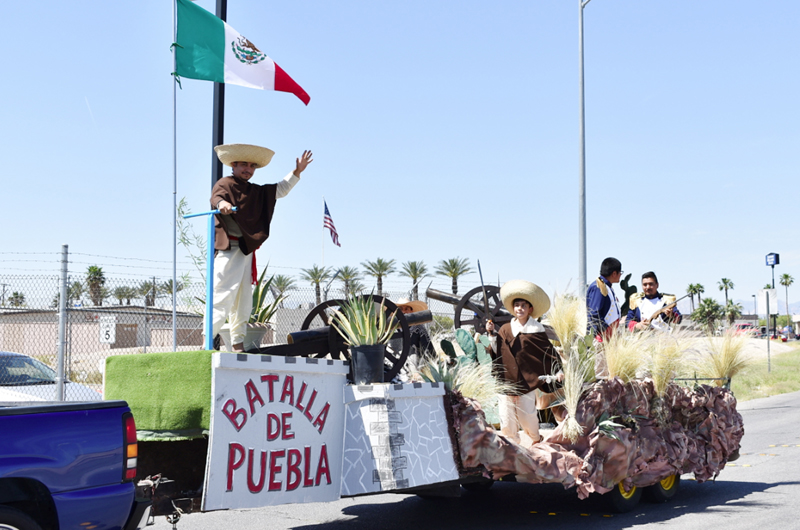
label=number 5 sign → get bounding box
[99,316,117,344]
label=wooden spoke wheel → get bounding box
[454,285,511,334]
[301,296,411,381]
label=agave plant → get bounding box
[330,294,400,346]
[418,355,516,404]
[250,267,285,325]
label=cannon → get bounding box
[253,295,431,381]
[426,285,512,334]
[426,285,559,341]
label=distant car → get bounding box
[0,351,102,401]
[732,323,757,335]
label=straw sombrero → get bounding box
[395,298,428,313]
[500,280,550,320]
[214,143,275,168]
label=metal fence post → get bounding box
[56,244,68,401]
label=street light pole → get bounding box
[578,0,592,300]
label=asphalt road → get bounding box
[148,390,800,530]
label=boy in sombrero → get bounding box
[210,143,313,352]
[485,280,561,445]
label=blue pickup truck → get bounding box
[0,400,150,530]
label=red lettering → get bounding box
[226,443,245,491]
[280,375,295,405]
[286,448,302,491]
[303,446,314,487]
[269,450,285,491]
[312,402,330,433]
[266,413,281,441]
[247,449,267,493]
[222,399,247,431]
[303,389,318,421]
[245,379,264,415]
[260,374,279,402]
[316,444,331,486]
[281,412,295,440]
[295,382,308,413]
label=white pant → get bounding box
[498,390,539,444]
[211,242,253,345]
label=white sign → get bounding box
[99,316,116,344]
[758,289,778,316]
[202,353,348,512]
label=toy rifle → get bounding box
[645,293,691,325]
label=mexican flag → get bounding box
[175,0,310,105]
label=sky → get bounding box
[2,0,798,314]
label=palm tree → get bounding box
[691,298,723,334]
[361,258,396,296]
[8,291,26,307]
[68,281,84,306]
[159,279,186,300]
[718,278,734,308]
[400,261,428,301]
[695,283,705,305]
[113,286,137,305]
[724,301,743,326]
[112,287,128,305]
[435,257,474,295]
[272,275,297,308]
[337,266,362,298]
[686,283,703,311]
[300,265,332,306]
[86,265,106,306]
[139,280,157,307]
[780,273,794,318]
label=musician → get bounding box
[627,272,682,331]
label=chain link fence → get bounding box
[0,271,475,401]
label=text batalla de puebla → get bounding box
[221,372,333,493]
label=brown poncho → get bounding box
[210,176,278,255]
[492,324,561,395]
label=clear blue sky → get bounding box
[3,0,798,311]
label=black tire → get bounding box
[0,506,44,530]
[606,481,642,513]
[644,474,681,503]
[461,478,495,493]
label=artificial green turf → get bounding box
[105,350,212,437]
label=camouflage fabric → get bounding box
[454,378,743,499]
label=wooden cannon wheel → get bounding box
[300,296,412,381]
[454,285,512,334]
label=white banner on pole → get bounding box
[757,289,778,316]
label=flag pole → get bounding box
[211,0,227,188]
[321,196,325,267]
[171,0,178,351]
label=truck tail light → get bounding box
[123,412,138,482]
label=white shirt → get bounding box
[489,317,545,352]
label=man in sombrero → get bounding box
[485,280,562,445]
[210,143,313,352]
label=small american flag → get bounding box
[323,200,341,247]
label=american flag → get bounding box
[323,200,341,247]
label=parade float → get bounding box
[103,287,747,525]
